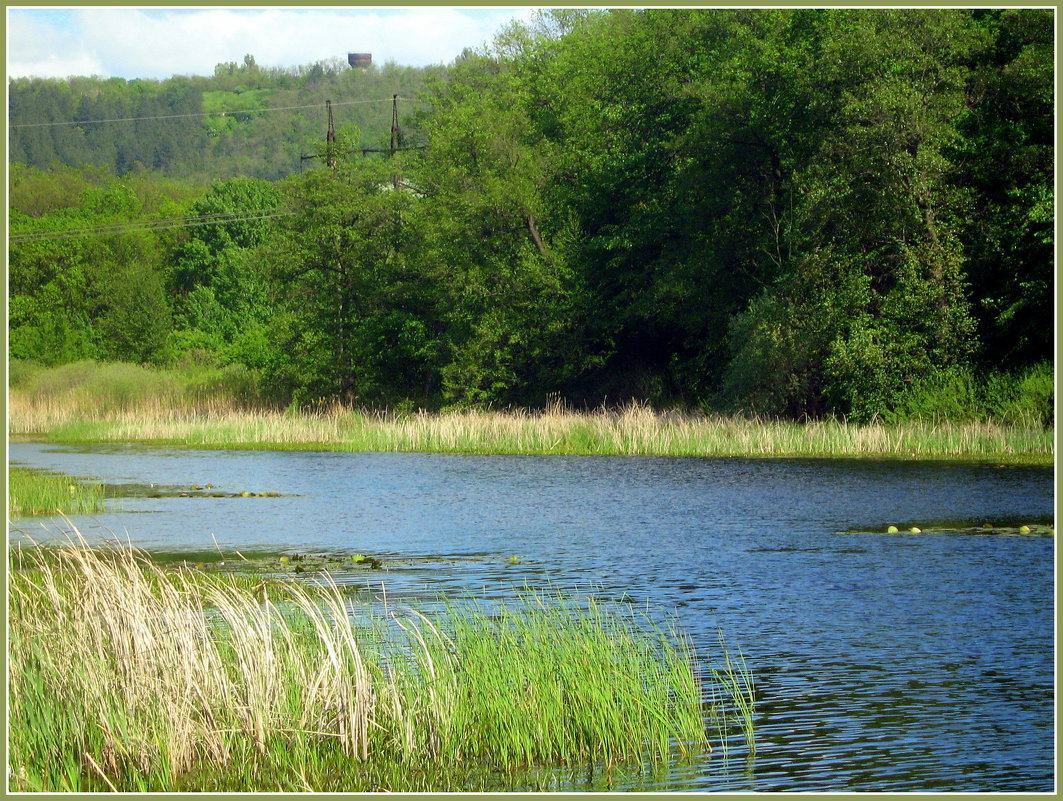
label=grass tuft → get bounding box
[8,467,106,518]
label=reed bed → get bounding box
[8,537,724,792]
[9,391,1053,462]
[8,468,106,518]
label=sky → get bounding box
[7,6,540,81]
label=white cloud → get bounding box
[8,53,107,80]
[7,7,540,81]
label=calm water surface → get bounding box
[8,442,1055,792]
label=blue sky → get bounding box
[7,7,539,80]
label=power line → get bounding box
[9,97,403,129]
[302,94,427,166]
[9,208,295,243]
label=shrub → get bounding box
[882,366,982,424]
[983,361,1054,426]
[883,362,1054,426]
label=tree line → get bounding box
[8,8,1054,423]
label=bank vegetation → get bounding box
[8,361,1052,463]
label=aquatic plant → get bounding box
[706,632,757,759]
[8,468,105,518]
[7,360,1051,461]
[8,535,721,792]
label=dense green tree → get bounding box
[8,233,100,365]
[9,168,196,366]
[95,261,172,363]
[415,45,593,406]
[953,9,1053,368]
[265,152,442,407]
[166,176,283,367]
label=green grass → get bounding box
[8,537,727,792]
[8,467,106,518]
[201,88,274,114]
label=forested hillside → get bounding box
[8,9,1054,423]
[9,55,432,180]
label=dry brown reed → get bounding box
[8,388,1053,462]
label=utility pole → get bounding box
[300,95,425,170]
[390,94,400,188]
[300,99,339,168]
[325,99,337,168]
[390,94,399,156]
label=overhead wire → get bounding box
[9,95,422,244]
[9,97,404,129]
[9,208,296,243]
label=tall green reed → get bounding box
[707,632,757,758]
[8,467,105,518]
[9,536,719,792]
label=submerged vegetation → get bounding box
[8,538,752,792]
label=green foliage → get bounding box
[953,9,1053,368]
[415,36,596,406]
[266,155,443,408]
[9,288,99,365]
[6,11,1053,421]
[166,176,282,371]
[981,362,1054,427]
[10,166,202,366]
[883,362,1053,427]
[9,162,113,216]
[723,251,867,417]
[95,262,173,364]
[881,367,983,424]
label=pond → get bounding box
[8,441,1055,792]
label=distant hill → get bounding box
[8,56,436,181]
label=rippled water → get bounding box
[8,442,1055,792]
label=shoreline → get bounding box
[7,405,1053,465]
[10,434,1054,466]
[9,408,1054,466]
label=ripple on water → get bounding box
[6,444,1054,792]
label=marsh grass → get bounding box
[8,359,269,423]
[9,400,1053,463]
[8,467,106,518]
[8,536,716,792]
[9,360,1052,461]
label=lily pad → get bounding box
[845,523,1053,538]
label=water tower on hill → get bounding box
[348,53,372,69]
